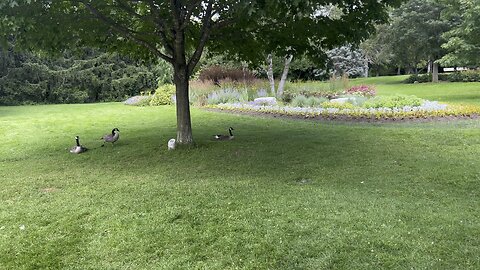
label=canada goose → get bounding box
[167,138,176,150]
[70,136,88,154]
[213,127,234,140]
[101,128,120,147]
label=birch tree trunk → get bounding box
[266,54,275,96]
[277,55,293,98]
[432,62,439,83]
[363,56,369,78]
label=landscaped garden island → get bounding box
[128,76,480,122]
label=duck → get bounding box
[167,138,176,150]
[101,127,120,146]
[213,127,234,140]
[69,136,88,154]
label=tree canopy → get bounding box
[1,0,402,144]
[0,43,169,105]
[440,0,480,66]
[387,0,450,72]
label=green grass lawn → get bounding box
[351,76,480,106]
[1,102,479,269]
[290,75,480,106]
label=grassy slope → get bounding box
[350,76,480,106]
[291,76,480,106]
[1,103,479,269]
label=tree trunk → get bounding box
[174,65,193,144]
[427,60,432,73]
[432,62,439,83]
[363,57,369,78]
[277,55,293,98]
[397,67,401,75]
[172,22,193,145]
[266,54,275,96]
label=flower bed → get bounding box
[344,85,376,97]
[211,101,480,120]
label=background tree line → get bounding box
[362,0,480,78]
[0,43,172,105]
[2,0,479,106]
[197,0,480,83]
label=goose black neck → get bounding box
[229,129,233,136]
[76,137,80,146]
[111,129,115,135]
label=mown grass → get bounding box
[351,76,480,106]
[1,102,479,269]
[288,75,480,106]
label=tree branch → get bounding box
[170,0,182,31]
[187,2,214,75]
[116,0,144,20]
[146,0,174,54]
[180,0,203,30]
[79,1,173,63]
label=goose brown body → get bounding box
[101,128,120,146]
[213,127,234,140]
[70,136,88,154]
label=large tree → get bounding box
[360,24,395,76]
[327,45,367,78]
[364,0,452,79]
[440,0,480,67]
[0,0,401,144]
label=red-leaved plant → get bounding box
[344,85,376,97]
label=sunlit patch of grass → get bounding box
[0,103,479,269]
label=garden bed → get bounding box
[208,102,480,123]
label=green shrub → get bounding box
[150,84,176,106]
[363,95,423,108]
[444,71,480,82]
[305,96,328,107]
[282,87,296,103]
[291,95,308,107]
[321,101,355,109]
[404,74,432,83]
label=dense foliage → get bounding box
[363,0,452,75]
[440,0,480,66]
[0,45,171,105]
[327,45,368,78]
[149,84,176,106]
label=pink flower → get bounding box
[344,85,376,97]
